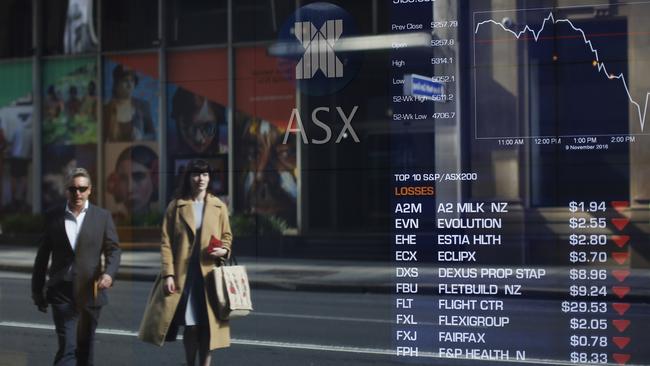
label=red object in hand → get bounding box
[208,235,223,253]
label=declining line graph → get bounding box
[472,5,650,139]
[475,12,649,132]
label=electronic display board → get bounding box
[390,1,650,365]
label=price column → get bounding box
[566,200,633,365]
[566,201,608,364]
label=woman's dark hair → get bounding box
[111,64,139,97]
[115,145,159,200]
[171,87,223,126]
[175,159,214,199]
[170,87,195,123]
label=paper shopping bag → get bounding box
[213,264,253,320]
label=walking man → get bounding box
[32,167,121,366]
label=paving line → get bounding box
[0,271,31,279]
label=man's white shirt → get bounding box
[64,200,89,251]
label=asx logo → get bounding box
[276,2,360,96]
[283,106,360,145]
[294,19,344,79]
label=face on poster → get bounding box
[103,59,158,142]
[105,142,159,225]
[43,59,97,145]
[168,85,227,155]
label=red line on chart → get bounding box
[474,12,650,131]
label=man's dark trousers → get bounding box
[48,282,101,366]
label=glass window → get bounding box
[233,0,296,42]
[376,0,391,34]
[102,0,158,51]
[0,0,32,58]
[301,0,375,34]
[43,0,68,55]
[233,0,375,43]
[299,49,393,233]
[166,0,227,46]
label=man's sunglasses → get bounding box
[68,186,89,194]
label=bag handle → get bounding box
[217,253,238,267]
[224,255,238,266]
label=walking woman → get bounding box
[139,159,232,365]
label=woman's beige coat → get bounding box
[138,194,232,350]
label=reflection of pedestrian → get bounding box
[104,65,154,141]
[7,111,32,210]
[106,145,158,223]
[139,159,232,365]
[32,167,121,366]
[171,88,224,154]
[0,122,6,208]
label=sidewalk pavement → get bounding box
[2,245,650,299]
[0,245,395,293]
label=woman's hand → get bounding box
[164,276,176,294]
[209,247,228,258]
